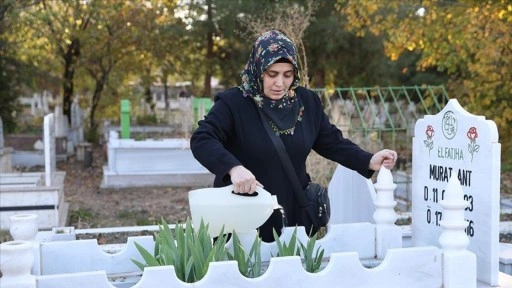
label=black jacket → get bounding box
[191,86,374,241]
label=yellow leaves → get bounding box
[419,39,425,49]
[367,3,379,14]
[406,42,416,51]
[498,10,506,19]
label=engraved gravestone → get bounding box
[412,99,501,286]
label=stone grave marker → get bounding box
[70,98,84,144]
[44,113,56,187]
[412,99,500,286]
[0,116,4,148]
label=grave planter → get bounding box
[0,240,36,288]
[9,214,38,241]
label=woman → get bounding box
[191,30,397,242]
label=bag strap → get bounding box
[257,109,308,207]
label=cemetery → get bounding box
[2,1,510,287]
[1,92,512,288]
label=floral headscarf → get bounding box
[239,30,303,136]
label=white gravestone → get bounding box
[412,99,500,286]
[71,99,84,144]
[44,114,56,187]
[0,116,4,148]
[328,164,376,224]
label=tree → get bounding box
[35,0,96,122]
[340,0,512,163]
[0,0,39,132]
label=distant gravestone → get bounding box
[0,116,4,148]
[412,99,500,286]
[44,114,56,187]
[71,98,84,144]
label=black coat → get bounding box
[190,86,374,241]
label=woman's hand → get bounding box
[369,149,398,171]
[229,165,263,194]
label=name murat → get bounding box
[429,164,472,187]
[437,146,464,160]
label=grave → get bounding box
[412,99,501,286]
[101,131,214,188]
[0,113,68,229]
[101,100,214,188]
[327,98,512,280]
[7,106,70,167]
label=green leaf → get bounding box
[133,241,159,267]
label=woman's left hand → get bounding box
[369,149,398,171]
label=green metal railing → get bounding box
[307,86,449,198]
[311,85,449,153]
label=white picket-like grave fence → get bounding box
[3,168,508,288]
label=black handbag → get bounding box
[257,109,330,236]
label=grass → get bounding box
[0,230,12,244]
[68,208,94,227]
[117,209,135,219]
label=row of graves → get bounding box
[0,113,68,230]
[5,100,85,168]
[0,97,86,230]
[1,93,512,287]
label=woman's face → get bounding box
[262,62,295,100]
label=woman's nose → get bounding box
[275,76,284,87]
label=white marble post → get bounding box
[43,114,56,187]
[71,98,84,144]
[439,175,476,288]
[0,240,36,288]
[42,91,49,113]
[373,167,402,259]
[107,130,119,173]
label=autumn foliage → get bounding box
[340,0,512,164]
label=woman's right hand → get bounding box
[229,165,263,194]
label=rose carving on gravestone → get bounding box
[467,127,480,162]
[424,125,435,155]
